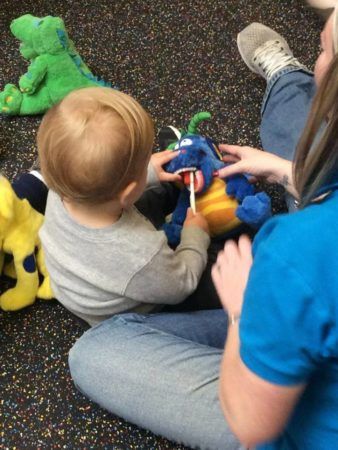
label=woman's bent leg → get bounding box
[260,68,316,160]
[69,310,242,450]
[260,68,316,210]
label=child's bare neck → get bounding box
[63,197,123,228]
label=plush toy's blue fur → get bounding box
[163,114,272,246]
[167,134,224,193]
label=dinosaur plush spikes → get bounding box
[0,14,110,115]
[163,112,272,246]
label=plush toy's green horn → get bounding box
[187,111,211,134]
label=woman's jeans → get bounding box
[69,69,316,450]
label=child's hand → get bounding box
[211,235,252,316]
[183,207,209,235]
[150,150,181,183]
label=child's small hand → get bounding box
[183,207,209,235]
[151,150,181,183]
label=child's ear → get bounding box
[118,181,138,208]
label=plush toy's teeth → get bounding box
[175,167,196,175]
[194,170,204,193]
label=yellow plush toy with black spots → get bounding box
[0,174,52,311]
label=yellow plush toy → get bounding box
[0,175,53,311]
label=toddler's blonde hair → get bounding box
[37,87,154,203]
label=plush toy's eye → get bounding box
[180,138,193,147]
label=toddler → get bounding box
[38,87,210,326]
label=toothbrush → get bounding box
[190,172,196,214]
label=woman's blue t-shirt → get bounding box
[239,188,338,449]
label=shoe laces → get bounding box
[253,40,303,79]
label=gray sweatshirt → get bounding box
[40,171,210,326]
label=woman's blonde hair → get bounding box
[37,87,154,203]
[294,6,338,206]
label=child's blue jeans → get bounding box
[69,69,316,450]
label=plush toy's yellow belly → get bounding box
[196,178,241,237]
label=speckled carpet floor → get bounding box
[0,1,322,448]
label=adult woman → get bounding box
[68,2,338,449]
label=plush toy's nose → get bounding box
[10,14,35,41]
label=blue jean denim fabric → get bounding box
[69,69,317,450]
[260,68,316,160]
[69,310,242,450]
[261,68,316,212]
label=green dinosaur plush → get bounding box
[0,14,110,115]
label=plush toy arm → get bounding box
[171,189,190,224]
[162,190,190,247]
[226,174,255,202]
[36,244,53,300]
[236,192,272,228]
[19,56,48,94]
[162,222,183,248]
[0,252,39,311]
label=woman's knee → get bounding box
[68,314,141,389]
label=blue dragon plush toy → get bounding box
[163,112,272,246]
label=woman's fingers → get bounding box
[238,235,253,265]
[217,161,246,178]
[221,155,239,164]
[248,175,258,184]
[211,263,222,291]
[219,144,246,156]
[218,145,258,178]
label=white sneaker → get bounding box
[237,23,306,80]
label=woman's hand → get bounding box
[218,144,291,183]
[150,150,182,183]
[212,235,253,316]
